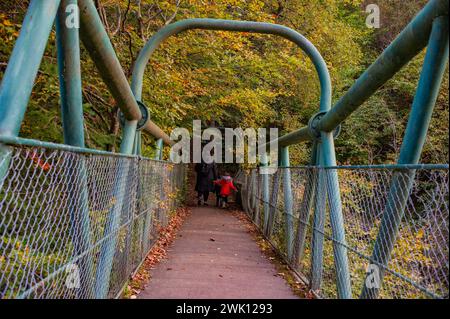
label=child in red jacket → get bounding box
[214,172,237,208]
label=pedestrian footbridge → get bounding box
[0,0,448,299]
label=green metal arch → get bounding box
[131,18,332,121]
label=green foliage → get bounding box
[0,0,448,162]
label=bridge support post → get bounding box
[56,0,85,148]
[154,138,164,160]
[261,153,271,233]
[0,0,61,182]
[266,168,280,238]
[292,142,318,265]
[253,171,262,226]
[248,170,257,220]
[321,132,352,299]
[280,147,294,260]
[56,0,95,298]
[361,16,449,299]
[94,120,138,298]
[310,146,325,291]
[134,131,142,155]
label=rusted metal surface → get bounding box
[139,205,298,299]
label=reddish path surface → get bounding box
[138,205,298,299]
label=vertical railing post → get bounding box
[56,0,84,148]
[261,153,271,234]
[321,132,352,298]
[249,169,257,219]
[280,147,294,260]
[0,0,61,181]
[95,120,138,298]
[56,0,94,298]
[266,169,280,238]
[253,171,262,226]
[361,16,449,299]
[310,147,325,292]
[248,172,254,217]
[292,142,318,265]
[154,138,163,160]
[244,171,252,216]
[134,131,142,155]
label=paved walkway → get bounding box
[139,205,298,299]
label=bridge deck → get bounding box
[138,205,298,299]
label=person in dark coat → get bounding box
[195,160,218,205]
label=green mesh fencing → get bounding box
[238,166,449,299]
[0,145,186,299]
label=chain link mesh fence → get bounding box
[0,145,186,299]
[238,166,449,299]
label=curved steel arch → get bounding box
[131,18,332,116]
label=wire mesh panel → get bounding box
[241,166,449,299]
[0,145,186,299]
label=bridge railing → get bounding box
[238,165,449,299]
[0,143,186,299]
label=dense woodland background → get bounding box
[0,0,448,164]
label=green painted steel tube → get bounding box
[311,148,325,292]
[243,172,252,216]
[292,142,318,265]
[321,164,449,170]
[143,119,173,146]
[0,0,61,181]
[132,19,331,109]
[250,172,255,220]
[95,120,138,298]
[137,132,142,155]
[253,171,262,225]
[361,16,449,299]
[280,147,295,260]
[261,154,271,234]
[120,120,139,154]
[266,169,280,237]
[0,0,61,137]
[317,0,448,133]
[154,138,164,160]
[275,127,312,148]
[321,131,352,298]
[285,164,449,170]
[56,0,95,298]
[132,18,331,146]
[133,131,142,155]
[250,170,258,219]
[56,0,85,147]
